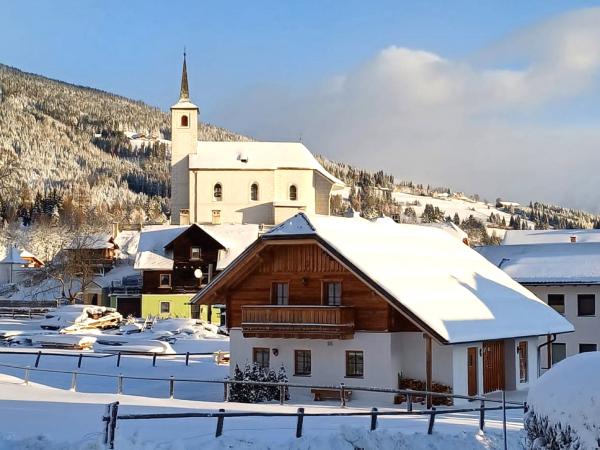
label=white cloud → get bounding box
[213,7,600,211]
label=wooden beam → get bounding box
[425,334,432,409]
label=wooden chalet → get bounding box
[191,213,572,403]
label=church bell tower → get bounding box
[170,52,198,225]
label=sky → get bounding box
[3,1,600,210]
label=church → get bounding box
[170,55,344,226]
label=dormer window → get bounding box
[250,183,259,201]
[213,183,222,201]
[180,115,189,127]
[289,185,298,201]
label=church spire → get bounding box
[179,50,189,101]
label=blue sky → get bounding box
[3,1,600,209]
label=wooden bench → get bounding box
[311,388,352,402]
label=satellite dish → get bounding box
[194,268,203,279]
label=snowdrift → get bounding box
[94,337,175,354]
[526,352,600,449]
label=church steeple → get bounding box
[180,50,190,101]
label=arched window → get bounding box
[181,115,188,127]
[250,183,259,201]
[213,183,222,201]
[289,185,298,201]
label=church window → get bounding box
[180,115,189,127]
[250,183,259,201]
[289,185,298,201]
[213,183,223,201]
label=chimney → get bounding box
[570,236,577,243]
[180,209,190,226]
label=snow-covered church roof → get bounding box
[188,141,344,186]
[262,213,573,343]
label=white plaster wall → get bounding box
[513,336,539,391]
[527,285,599,360]
[170,106,197,225]
[395,332,453,387]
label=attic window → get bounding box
[213,183,222,201]
[289,185,298,201]
[570,236,577,243]
[238,153,249,163]
[180,115,189,127]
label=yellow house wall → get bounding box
[141,294,194,318]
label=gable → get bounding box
[164,224,225,256]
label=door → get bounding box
[483,341,505,393]
[117,297,141,318]
[467,347,478,396]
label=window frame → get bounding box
[551,342,566,365]
[289,184,298,201]
[322,280,342,306]
[271,282,290,305]
[345,350,364,378]
[294,350,311,376]
[547,294,565,315]
[159,273,171,288]
[160,301,171,314]
[577,294,595,317]
[579,343,597,353]
[517,341,528,383]
[252,347,270,371]
[190,246,201,261]
[180,115,189,127]
[213,183,223,202]
[250,183,259,201]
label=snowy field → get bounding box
[0,317,526,449]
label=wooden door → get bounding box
[483,341,505,393]
[467,347,478,396]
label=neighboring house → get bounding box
[191,213,571,402]
[64,233,119,275]
[134,223,259,319]
[169,54,344,226]
[477,229,600,369]
[0,247,44,285]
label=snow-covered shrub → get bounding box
[525,352,600,449]
[227,363,289,403]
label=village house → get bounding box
[169,54,344,226]
[133,223,258,320]
[0,247,44,286]
[477,229,600,369]
[191,213,572,402]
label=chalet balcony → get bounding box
[241,305,355,340]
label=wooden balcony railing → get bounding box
[241,305,355,339]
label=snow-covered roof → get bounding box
[65,233,115,250]
[263,213,572,343]
[501,229,600,245]
[0,248,28,265]
[202,224,260,270]
[477,243,600,285]
[189,142,344,186]
[113,230,140,259]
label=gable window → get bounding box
[213,183,222,201]
[253,347,270,371]
[272,282,289,305]
[250,183,259,201]
[294,350,311,376]
[346,350,364,378]
[323,281,342,306]
[517,341,528,383]
[551,343,566,365]
[548,294,565,315]
[159,273,171,288]
[160,301,170,314]
[579,343,597,353]
[180,115,188,127]
[190,247,201,260]
[577,294,595,316]
[289,185,297,201]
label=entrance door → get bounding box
[117,297,141,318]
[467,347,478,396]
[483,341,505,393]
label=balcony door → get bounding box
[272,282,289,305]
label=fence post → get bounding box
[427,407,436,435]
[215,408,225,437]
[502,390,507,450]
[152,353,157,367]
[24,366,30,385]
[103,403,111,445]
[479,399,485,431]
[117,374,123,395]
[279,384,285,406]
[296,407,305,438]
[77,353,83,369]
[407,393,413,412]
[117,352,121,368]
[108,401,120,449]
[340,383,346,408]
[370,407,378,431]
[34,350,42,368]
[70,371,78,392]
[169,376,175,400]
[223,381,229,401]
[185,352,190,366]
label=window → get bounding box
[253,347,270,371]
[159,273,171,288]
[272,282,289,305]
[160,301,170,314]
[250,183,259,201]
[577,294,595,316]
[551,343,566,365]
[180,115,188,127]
[213,183,222,201]
[212,210,221,225]
[289,185,297,201]
[548,294,565,315]
[579,343,597,353]
[518,341,528,383]
[294,350,311,376]
[345,350,364,378]
[323,281,342,306]
[190,247,201,260]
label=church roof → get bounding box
[188,141,344,186]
